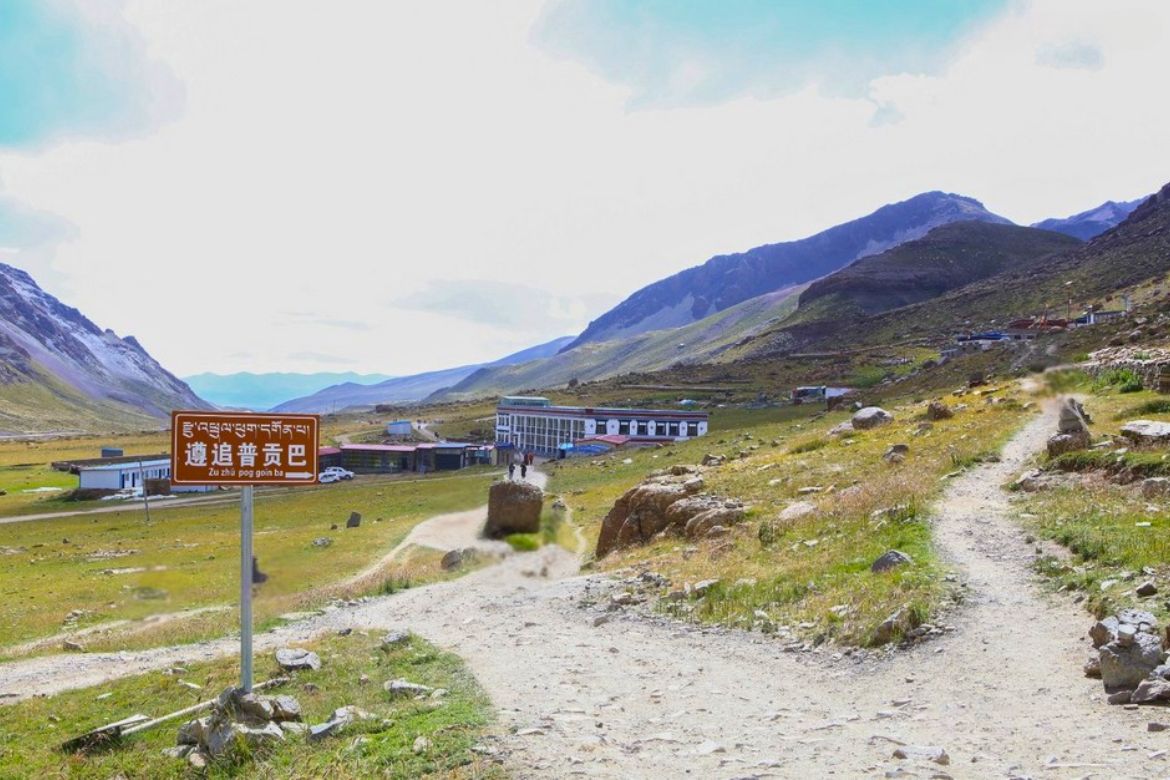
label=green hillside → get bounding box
[429,285,803,401]
[0,363,169,435]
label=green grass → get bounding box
[0,633,498,779]
[1019,383,1170,621]
[503,534,539,552]
[546,386,1032,645]
[0,470,498,657]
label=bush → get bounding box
[1093,368,1143,394]
[504,533,539,552]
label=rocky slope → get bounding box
[0,263,209,432]
[790,222,1080,325]
[563,191,1011,351]
[739,181,1170,357]
[428,285,802,401]
[1032,198,1145,241]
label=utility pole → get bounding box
[138,459,152,524]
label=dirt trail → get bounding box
[2,402,1164,776]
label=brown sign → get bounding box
[170,411,320,485]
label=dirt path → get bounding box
[3,403,1164,776]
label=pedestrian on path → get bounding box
[508,462,515,479]
[520,462,527,479]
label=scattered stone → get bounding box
[346,512,361,529]
[1132,678,1170,704]
[828,421,855,437]
[1084,655,1102,679]
[1142,478,1170,498]
[311,537,333,548]
[485,480,543,537]
[385,678,433,697]
[188,750,208,769]
[440,549,464,571]
[413,735,431,754]
[926,401,954,421]
[275,648,322,672]
[1138,581,1159,597]
[682,477,705,494]
[1121,420,1170,446]
[883,444,910,463]
[873,608,909,645]
[381,630,411,649]
[692,579,720,597]
[1149,722,1169,732]
[162,745,192,759]
[892,745,950,765]
[62,640,84,653]
[852,407,893,430]
[871,550,913,573]
[701,454,725,467]
[1108,690,1133,705]
[272,695,302,722]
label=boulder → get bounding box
[1142,477,1170,498]
[926,401,954,421]
[777,501,817,524]
[701,454,725,467]
[381,630,411,649]
[1091,610,1159,647]
[1131,678,1170,704]
[484,481,543,538]
[852,407,893,430]
[1057,397,1090,435]
[1047,432,1089,457]
[871,550,913,573]
[883,444,909,463]
[596,482,745,557]
[384,678,433,697]
[682,477,705,494]
[440,549,464,570]
[1099,632,1166,689]
[346,512,361,529]
[275,648,321,672]
[827,421,854,437]
[271,695,302,722]
[1121,420,1170,447]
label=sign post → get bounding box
[170,411,320,692]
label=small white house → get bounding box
[77,458,211,493]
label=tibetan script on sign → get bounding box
[170,411,320,485]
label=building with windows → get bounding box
[494,396,708,457]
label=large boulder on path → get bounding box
[1047,432,1089,457]
[852,407,893,430]
[484,480,543,538]
[1121,420,1170,447]
[1057,397,1090,436]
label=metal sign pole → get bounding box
[240,485,254,692]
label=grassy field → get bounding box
[0,632,498,779]
[1015,373,1170,622]
[0,469,498,658]
[546,385,1033,645]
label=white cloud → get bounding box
[0,0,1167,376]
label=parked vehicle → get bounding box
[321,466,355,480]
[318,472,342,484]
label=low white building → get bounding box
[495,396,709,457]
[76,457,212,493]
[385,420,413,436]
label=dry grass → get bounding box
[548,387,1032,645]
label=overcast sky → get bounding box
[0,0,1168,377]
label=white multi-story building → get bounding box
[495,396,708,457]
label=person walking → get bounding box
[520,461,527,479]
[508,462,515,479]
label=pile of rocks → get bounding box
[1047,397,1091,457]
[169,687,304,767]
[1086,609,1170,704]
[595,466,746,557]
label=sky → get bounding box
[0,0,1167,377]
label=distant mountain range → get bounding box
[0,263,209,433]
[272,336,575,413]
[1031,199,1144,241]
[563,191,1012,351]
[184,372,397,411]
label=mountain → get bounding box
[563,191,1011,351]
[1032,198,1145,241]
[184,372,397,411]
[737,181,1170,357]
[790,222,1080,326]
[428,286,803,401]
[272,336,575,413]
[0,263,210,433]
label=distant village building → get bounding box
[333,442,489,474]
[494,396,708,457]
[53,452,212,494]
[385,420,412,436]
